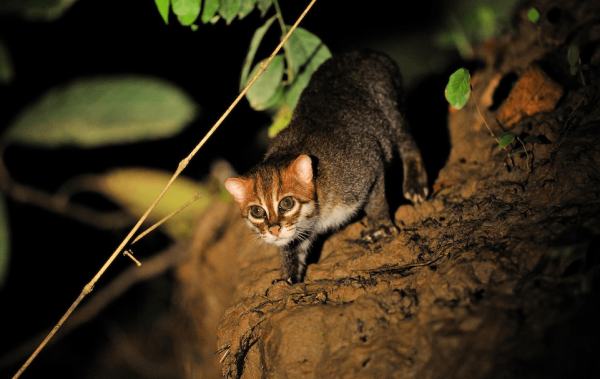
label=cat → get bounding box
[225,49,428,284]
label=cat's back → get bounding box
[294,49,401,123]
[267,49,402,155]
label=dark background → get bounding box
[0,0,457,377]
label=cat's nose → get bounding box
[269,224,281,236]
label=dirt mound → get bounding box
[174,1,600,377]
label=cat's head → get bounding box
[224,155,316,246]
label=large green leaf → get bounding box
[155,0,170,24]
[219,0,241,24]
[445,68,471,110]
[172,0,200,25]
[0,193,9,288]
[3,76,197,148]
[283,27,331,110]
[245,55,285,111]
[240,15,277,90]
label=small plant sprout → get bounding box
[495,131,517,150]
[445,68,533,170]
[567,45,588,84]
[568,45,581,75]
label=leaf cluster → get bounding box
[0,75,205,286]
[155,0,274,28]
[241,18,330,135]
[153,0,331,135]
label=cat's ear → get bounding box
[291,155,313,185]
[224,178,251,204]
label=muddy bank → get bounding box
[174,1,600,377]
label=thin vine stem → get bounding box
[471,91,496,138]
[12,0,318,377]
[516,136,531,171]
[471,91,513,163]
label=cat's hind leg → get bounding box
[361,172,398,243]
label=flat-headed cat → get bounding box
[225,50,428,284]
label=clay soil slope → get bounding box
[174,1,600,378]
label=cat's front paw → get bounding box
[271,277,295,285]
[360,224,398,243]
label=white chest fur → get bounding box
[314,204,359,234]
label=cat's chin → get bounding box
[262,231,296,246]
[262,227,297,247]
[264,236,294,247]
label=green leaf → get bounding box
[261,82,286,113]
[567,45,580,67]
[569,65,579,76]
[257,0,272,16]
[245,55,285,110]
[445,68,471,110]
[155,0,170,24]
[473,6,498,42]
[283,26,332,110]
[550,244,587,262]
[523,135,543,144]
[527,7,540,23]
[0,193,9,288]
[567,45,581,75]
[95,168,213,240]
[3,76,197,148]
[0,38,14,85]
[177,13,198,25]
[495,131,517,149]
[240,15,277,90]
[172,0,200,25]
[268,103,292,137]
[219,0,241,24]
[201,0,220,23]
[237,0,257,20]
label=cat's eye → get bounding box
[279,197,295,212]
[250,206,265,218]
